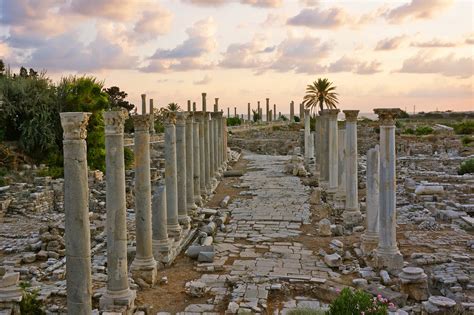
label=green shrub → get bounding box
[453,120,474,135]
[0,177,7,186]
[461,136,473,146]
[37,166,64,179]
[252,109,261,122]
[459,158,474,175]
[294,116,301,122]
[153,120,164,133]
[279,115,288,121]
[403,128,415,135]
[415,126,433,136]
[19,282,45,315]
[227,117,242,126]
[398,110,410,119]
[124,147,134,170]
[327,288,389,315]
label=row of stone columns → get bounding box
[60,92,229,313]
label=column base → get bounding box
[360,233,379,254]
[342,210,362,227]
[375,247,404,271]
[178,215,191,229]
[130,257,157,285]
[167,224,182,240]
[100,288,136,314]
[152,239,170,258]
[188,202,198,211]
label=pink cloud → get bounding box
[411,38,457,48]
[399,52,473,78]
[375,36,405,50]
[287,7,351,29]
[328,56,382,75]
[241,0,282,8]
[386,0,454,23]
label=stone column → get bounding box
[290,101,294,122]
[319,110,329,187]
[247,103,251,121]
[258,107,262,121]
[194,112,207,197]
[300,103,305,122]
[315,116,321,167]
[192,102,196,112]
[187,100,191,112]
[202,94,211,193]
[374,108,403,271]
[185,113,197,211]
[192,119,202,206]
[304,109,312,164]
[61,112,92,315]
[152,180,170,259]
[141,94,146,114]
[337,129,346,200]
[234,107,237,118]
[257,101,260,121]
[176,112,190,227]
[214,98,219,112]
[223,115,228,162]
[149,99,155,134]
[227,107,230,118]
[211,112,220,174]
[266,98,269,122]
[361,146,380,254]
[101,110,136,311]
[131,115,157,284]
[327,109,340,194]
[164,114,182,238]
[343,110,360,224]
[273,104,276,121]
[209,113,216,180]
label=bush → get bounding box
[403,128,415,135]
[36,166,64,179]
[458,158,474,175]
[227,117,242,126]
[124,147,134,169]
[415,126,433,136]
[461,136,473,147]
[294,116,301,122]
[279,115,288,121]
[19,282,45,315]
[252,109,261,122]
[453,120,474,135]
[328,288,389,315]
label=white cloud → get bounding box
[385,0,454,23]
[375,36,405,50]
[399,51,473,78]
[194,74,212,85]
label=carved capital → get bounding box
[186,112,194,124]
[176,112,188,126]
[104,109,128,135]
[165,111,177,125]
[374,108,400,126]
[211,112,220,119]
[133,114,151,131]
[60,112,91,140]
[343,110,359,122]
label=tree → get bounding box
[303,78,339,115]
[167,102,181,111]
[252,109,260,122]
[103,86,134,112]
[0,60,5,76]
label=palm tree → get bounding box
[166,102,181,111]
[303,78,339,115]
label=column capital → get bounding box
[176,112,188,125]
[374,108,400,126]
[327,109,340,117]
[133,114,151,131]
[304,108,310,115]
[164,112,176,125]
[186,112,194,123]
[343,110,359,122]
[201,92,207,97]
[104,109,128,135]
[60,112,91,140]
[211,111,221,118]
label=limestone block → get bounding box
[324,253,342,267]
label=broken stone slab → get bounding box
[415,185,444,195]
[185,245,214,259]
[200,222,217,235]
[318,219,332,237]
[185,281,208,297]
[201,236,213,246]
[220,196,231,208]
[380,270,391,285]
[223,170,244,177]
[197,252,215,263]
[422,296,457,314]
[324,253,342,267]
[329,239,343,252]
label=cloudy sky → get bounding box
[0,0,473,114]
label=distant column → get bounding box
[257,101,261,121]
[374,108,403,271]
[141,94,146,114]
[131,114,157,285]
[209,112,216,181]
[186,113,197,211]
[61,112,92,315]
[214,98,219,112]
[212,112,222,174]
[266,98,270,122]
[176,112,190,227]
[273,104,276,121]
[234,107,237,118]
[223,115,228,162]
[361,145,380,254]
[227,107,230,118]
[101,110,136,311]
[187,100,191,112]
[247,103,251,121]
[327,109,340,195]
[343,110,361,225]
[337,128,346,199]
[149,99,155,134]
[192,118,202,206]
[164,114,182,238]
[192,102,196,112]
[290,101,294,122]
[300,103,305,122]
[304,109,311,164]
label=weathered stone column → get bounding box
[273,104,276,121]
[304,109,312,164]
[209,113,216,180]
[266,98,270,122]
[194,112,207,196]
[176,112,190,227]
[192,118,202,205]
[290,101,294,122]
[131,114,157,284]
[212,112,221,175]
[61,112,92,315]
[101,110,136,311]
[343,110,361,225]
[192,102,196,112]
[337,128,346,199]
[227,107,230,118]
[164,114,182,238]
[223,115,228,161]
[327,109,340,194]
[152,180,170,259]
[202,93,212,193]
[374,108,403,271]
[186,113,197,211]
[214,98,219,112]
[141,94,146,114]
[319,110,329,187]
[149,99,155,134]
[361,145,380,254]
[234,107,237,118]
[187,100,191,112]
[247,103,251,121]
[257,101,261,121]
[300,103,305,122]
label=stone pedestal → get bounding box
[327,109,340,195]
[374,108,403,271]
[186,113,197,211]
[165,114,182,238]
[152,182,171,260]
[422,296,457,314]
[193,120,202,206]
[399,267,429,301]
[131,114,157,285]
[60,112,93,315]
[319,110,329,188]
[176,112,190,227]
[101,110,136,312]
[361,146,380,254]
[343,110,361,226]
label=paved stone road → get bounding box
[179,154,332,314]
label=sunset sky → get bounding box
[0,0,473,115]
